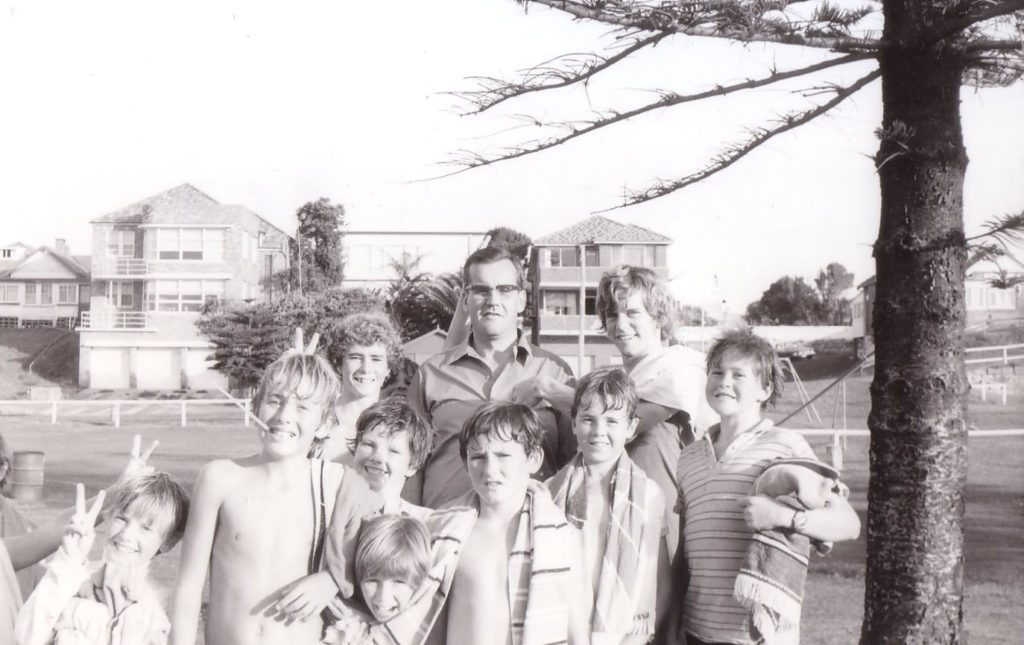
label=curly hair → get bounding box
[336,312,403,375]
[596,264,675,341]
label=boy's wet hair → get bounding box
[706,329,785,409]
[106,472,191,555]
[355,515,431,588]
[461,246,526,288]
[253,351,341,423]
[596,264,675,341]
[336,312,403,377]
[355,397,433,471]
[459,401,543,461]
[571,366,639,420]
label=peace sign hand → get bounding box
[291,328,321,356]
[62,483,105,564]
[117,434,159,487]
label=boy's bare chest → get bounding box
[217,478,317,555]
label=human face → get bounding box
[706,350,771,420]
[604,290,663,361]
[360,576,416,622]
[465,432,541,509]
[464,259,526,341]
[341,343,389,399]
[573,399,637,469]
[353,424,418,498]
[257,380,327,460]
[103,503,172,568]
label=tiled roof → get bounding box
[0,246,90,279]
[535,215,671,245]
[90,184,223,224]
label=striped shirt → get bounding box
[675,419,816,645]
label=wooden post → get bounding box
[51,401,57,424]
[180,401,187,427]
[112,403,120,428]
[244,399,251,427]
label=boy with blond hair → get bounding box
[171,348,380,645]
[351,398,432,519]
[547,367,669,645]
[668,329,860,645]
[16,473,190,644]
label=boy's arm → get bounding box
[402,368,430,506]
[171,462,226,645]
[14,548,91,645]
[740,493,861,542]
[323,471,382,599]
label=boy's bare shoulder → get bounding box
[196,456,259,488]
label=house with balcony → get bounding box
[79,184,292,390]
[0,240,91,329]
[531,215,672,375]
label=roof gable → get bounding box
[90,184,225,225]
[535,215,671,246]
[2,246,90,280]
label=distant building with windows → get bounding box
[79,184,291,390]
[531,215,672,375]
[341,230,487,289]
[0,240,91,329]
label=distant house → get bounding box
[0,240,91,329]
[79,184,292,390]
[531,215,672,375]
[341,230,487,289]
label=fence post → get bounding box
[181,401,187,427]
[50,401,57,424]
[112,403,120,428]
[244,399,251,427]
[1004,346,1009,364]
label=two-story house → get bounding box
[79,184,292,390]
[532,215,672,375]
[0,240,91,329]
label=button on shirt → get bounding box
[407,335,576,509]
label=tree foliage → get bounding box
[815,261,855,323]
[745,275,824,324]
[388,272,463,342]
[277,197,346,294]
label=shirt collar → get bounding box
[446,330,532,366]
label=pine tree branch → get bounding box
[448,30,673,114]
[934,0,1024,39]
[599,67,881,211]
[965,211,1024,244]
[439,52,875,177]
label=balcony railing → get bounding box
[79,310,150,330]
[537,313,604,335]
[95,258,149,276]
[537,265,669,285]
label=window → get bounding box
[0,285,17,303]
[1,249,12,258]
[545,291,578,316]
[621,245,656,267]
[156,228,224,261]
[584,288,597,315]
[24,283,36,305]
[40,284,52,305]
[549,247,577,267]
[264,255,274,284]
[107,282,133,308]
[147,279,225,312]
[107,230,136,257]
[58,284,77,304]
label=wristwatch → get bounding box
[790,510,808,531]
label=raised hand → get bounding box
[272,571,340,623]
[292,328,321,356]
[118,434,159,487]
[62,483,105,564]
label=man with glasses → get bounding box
[402,246,577,509]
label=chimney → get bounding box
[55,238,68,256]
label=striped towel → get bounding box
[733,459,846,645]
[374,487,573,645]
[547,454,659,640]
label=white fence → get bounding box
[675,325,858,346]
[964,343,1024,366]
[0,398,253,427]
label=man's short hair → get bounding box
[336,312,404,375]
[106,472,191,554]
[706,329,785,409]
[461,246,526,289]
[596,264,675,340]
[459,401,543,461]
[355,515,431,588]
[355,397,433,471]
[254,351,341,424]
[571,366,639,420]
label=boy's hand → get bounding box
[739,495,792,531]
[273,571,340,622]
[62,483,105,564]
[117,434,158,488]
[291,328,321,355]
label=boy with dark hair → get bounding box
[667,329,860,645]
[547,367,669,644]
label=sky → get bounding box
[2,0,1022,314]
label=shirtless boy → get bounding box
[171,349,378,645]
[547,367,669,644]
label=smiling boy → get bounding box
[668,330,860,645]
[547,367,669,645]
[351,398,433,519]
[171,350,380,645]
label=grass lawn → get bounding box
[3,369,1022,643]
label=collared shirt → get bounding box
[407,333,575,509]
[675,419,817,645]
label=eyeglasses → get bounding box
[466,284,521,300]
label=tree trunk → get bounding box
[863,5,970,641]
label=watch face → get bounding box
[793,511,808,531]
